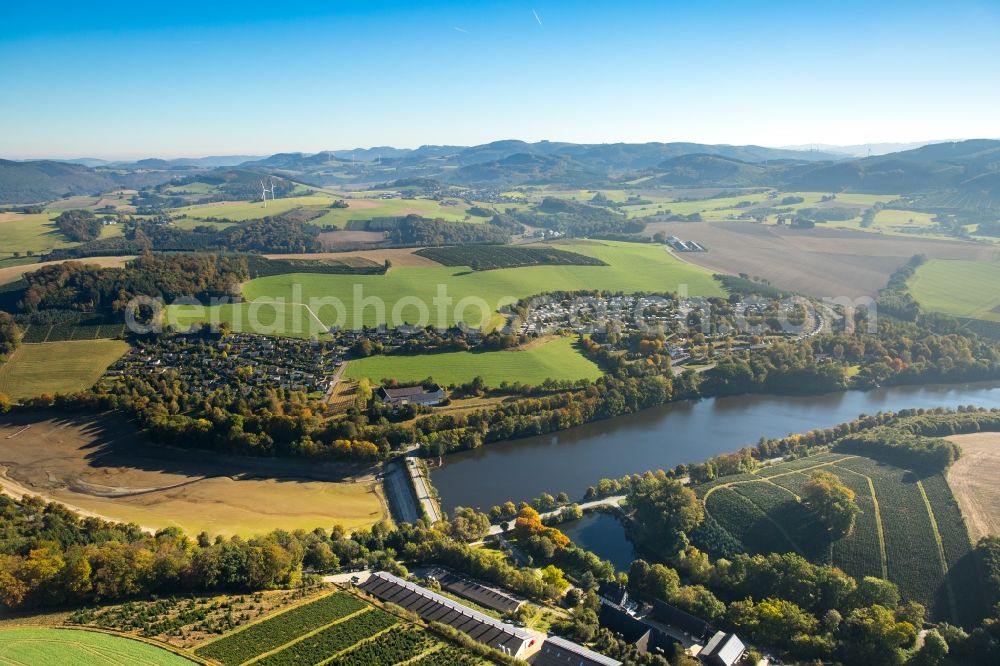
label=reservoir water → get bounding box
[433,382,1000,512]
[558,512,637,571]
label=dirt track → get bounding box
[947,432,1000,542]
[644,222,1000,298]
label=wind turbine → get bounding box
[260,177,275,207]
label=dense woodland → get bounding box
[46,217,322,259]
[497,197,647,237]
[383,214,517,245]
[0,495,572,613]
[54,209,102,242]
[414,245,607,270]
[18,254,247,314]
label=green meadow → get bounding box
[909,259,1000,322]
[165,241,723,335]
[174,194,475,226]
[344,336,603,386]
[0,211,123,257]
[173,194,337,221]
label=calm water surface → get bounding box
[433,382,1000,512]
[558,512,637,571]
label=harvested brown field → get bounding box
[0,414,388,536]
[345,199,380,209]
[0,256,133,285]
[265,247,443,267]
[947,432,1000,542]
[316,230,388,248]
[644,221,1000,298]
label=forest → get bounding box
[17,254,248,313]
[46,217,322,259]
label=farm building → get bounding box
[375,384,446,406]
[699,631,746,666]
[425,568,524,614]
[531,635,622,666]
[597,581,629,607]
[359,571,534,657]
[598,602,679,656]
[651,600,713,641]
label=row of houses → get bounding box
[107,333,341,394]
[518,294,698,336]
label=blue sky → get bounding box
[1,1,998,158]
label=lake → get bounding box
[433,381,1000,512]
[558,512,637,571]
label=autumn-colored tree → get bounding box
[802,471,861,539]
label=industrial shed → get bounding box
[531,635,622,666]
[359,571,534,657]
[427,568,524,614]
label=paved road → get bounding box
[383,460,420,524]
[486,495,627,536]
[405,454,441,523]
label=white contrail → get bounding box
[453,26,469,34]
[532,9,543,27]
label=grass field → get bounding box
[0,627,192,665]
[0,340,129,400]
[0,211,123,257]
[165,241,723,335]
[909,259,1000,322]
[174,195,474,226]
[344,336,603,387]
[0,414,388,536]
[698,452,980,624]
[174,194,338,221]
[312,197,474,227]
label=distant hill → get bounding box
[650,154,785,187]
[785,140,1000,204]
[0,160,118,203]
[2,139,998,208]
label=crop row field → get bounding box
[909,258,1000,323]
[344,336,603,387]
[640,220,1000,299]
[698,453,982,624]
[0,340,129,400]
[195,590,490,666]
[165,241,723,335]
[195,592,367,665]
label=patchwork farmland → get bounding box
[194,590,492,666]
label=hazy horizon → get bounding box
[4,137,993,163]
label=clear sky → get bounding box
[2,0,998,159]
